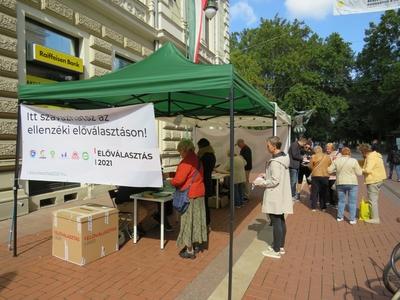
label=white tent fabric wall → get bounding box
[193,127,289,174]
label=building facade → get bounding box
[0,0,230,219]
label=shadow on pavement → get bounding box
[0,272,17,292]
[247,218,273,245]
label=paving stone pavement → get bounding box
[243,179,400,300]
[0,189,262,300]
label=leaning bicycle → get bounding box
[383,241,400,299]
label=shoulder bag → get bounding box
[172,164,199,214]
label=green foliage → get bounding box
[230,16,352,141]
[230,12,400,142]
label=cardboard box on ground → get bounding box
[52,204,119,266]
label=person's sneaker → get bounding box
[337,217,344,222]
[179,250,196,259]
[262,248,281,259]
[365,219,380,224]
[267,245,285,255]
[235,205,242,208]
[311,209,317,212]
[349,220,357,225]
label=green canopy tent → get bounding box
[16,42,284,298]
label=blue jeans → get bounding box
[337,185,358,221]
[289,168,298,197]
[234,183,245,206]
[395,164,400,180]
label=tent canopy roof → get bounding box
[18,42,283,120]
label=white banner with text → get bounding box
[334,0,400,15]
[20,103,163,187]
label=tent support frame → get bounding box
[12,102,21,257]
[228,87,235,300]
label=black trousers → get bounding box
[269,214,286,252]
[328,180,337,205]
[310,177,329,209]
[204,196,210,226]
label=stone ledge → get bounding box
[0,34,16,56]
[0,76,17,97]
[0,11,16,36]
[0,118,16,135]
[0,0,16,16]
[124,38,142,55]
[102,26,124,46]
[75,12,101,36]
[90,65,111,77]
[0,56,17,77]
[90,49,112,70]
[0,189,29,221]
[90,36,112,55]
[43,0,73,22]
[0,96,17,114]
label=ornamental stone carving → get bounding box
[0,0,16,12]
[75,13,101,35]
[102,26,124,45]
[124,38,141,54]
[43,0,73,22]
[0,76,17,96]
[0,97,17,113]
[90,36,112,55]
[110,0,147,21]
[0,56,17,76]
[90,50,112,70]
[0,12,16,34]
[0,34,16,55]
[0,119,16,135]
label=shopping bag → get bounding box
[359,198,371,220]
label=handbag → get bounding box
[172,165,199,214]
[359,197,371,220]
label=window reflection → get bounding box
[113,55,134,70]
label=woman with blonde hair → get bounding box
[170,139,207,259]
[328,147,362,224]
[309,146,331,211]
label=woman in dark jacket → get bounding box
[197,138,216,227]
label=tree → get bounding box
[230,16,353,141]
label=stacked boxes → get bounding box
[52,204,119,266]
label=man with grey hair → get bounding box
[237,138,252,199]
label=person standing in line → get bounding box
[297,141,313,194]
[288,137,307,201]
[309,146,331,212]
[197,138,216,228]
[359,143,387,224]
[237,139,252,200]
[253,136,293,259]
[387,144,400,181]
[170,139,207,259]
[326,143,341,207]
[328,147,362,224]
[217,150,247,208]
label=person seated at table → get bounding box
[197,138,216,228]
[216,150,247,208]
[170,139,207,259]
[113,186,173,231]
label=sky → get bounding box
[230,0,384,53]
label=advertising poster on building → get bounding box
[334,0,400,15]
[20,103,163,187]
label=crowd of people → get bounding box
[155,135,398,260]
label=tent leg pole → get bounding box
[12,103,21,257]
[272,116,277,136]
[228,87,234,300]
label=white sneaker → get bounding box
[312,209,317,212]
[349,220,357,225]
[337,217,344,222]
[262,249,281,259]
[267,245,285,255]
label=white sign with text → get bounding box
[334,0,400,15]
[20,103,163,187]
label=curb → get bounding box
[383,181,400,199]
